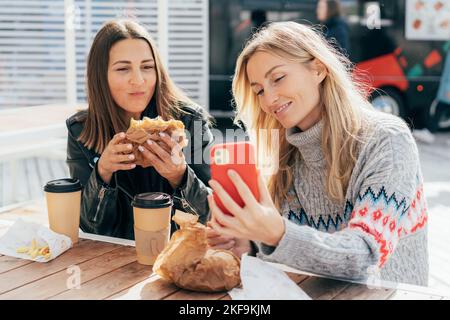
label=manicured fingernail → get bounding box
[147,140,152,145]
[159,132,166,138]
[130,164,136,168]
[127,144,132,149]
[138,146,144,152]
[120,133,125,138]
[128,154,134,160]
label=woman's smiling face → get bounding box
[107,38,157,119]
[246,50,325,130]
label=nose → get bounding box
[130,69,145,86]
[263,88,279,108]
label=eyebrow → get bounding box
[250,64,285,86]
[112,59,154,66]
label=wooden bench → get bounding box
[0,104,82,207]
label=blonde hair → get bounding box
[232,21,371,208]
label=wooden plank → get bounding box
[0,239,119,295]
[0,246,139,300]
[109,264,310,300]
[14,159,30,203]
[0,255,34,274]
[58,159,69,177]
[299,277,351,300]
[24,158,40,200]
[37,158,52,188]
[49,261,153,300]
[107,275,181,300]
[0,158,67,208]
[0,238,89,275]
[49,158,67,179]
[286,272,309,284]
[332,283,394,300]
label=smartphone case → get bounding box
[210,142,260,215]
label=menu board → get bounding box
[406,0,450,40]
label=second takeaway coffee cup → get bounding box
[132,192,172,265]
[44,178,82,244]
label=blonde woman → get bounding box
[206,21,428,286]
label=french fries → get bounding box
[16,238,52,260]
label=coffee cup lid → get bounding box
[131,192,172,209]
[44,178,82,193]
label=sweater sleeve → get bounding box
[255,120,427,281]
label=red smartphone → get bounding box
[210,141,260,215]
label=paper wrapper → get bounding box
[229,255,311,300]
[153,211,241,292]
[0,219,72,263]
[124,116,188,168]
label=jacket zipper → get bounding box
[93,186,107,222]
[178,189,199,216]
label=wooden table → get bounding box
[0,204,448,300]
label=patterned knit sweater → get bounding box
[255,108,429,286]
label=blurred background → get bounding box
[0,0,449,294]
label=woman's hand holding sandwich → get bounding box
[137,131,187,188]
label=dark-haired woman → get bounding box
[316,0,350,55]
[66,19,213,240]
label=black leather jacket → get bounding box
[66,104,213,240]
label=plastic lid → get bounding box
[131,192,173,209]
[44,178,82,193]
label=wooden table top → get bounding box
[0,203,447,300]
[1,232,446,300]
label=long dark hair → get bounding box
[79,19,195,153]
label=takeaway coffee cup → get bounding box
[132,192,172,265]
[44,178,82,244]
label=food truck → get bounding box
[209,0,450,128]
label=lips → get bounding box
[129,92,146,97]
[274,102,292,114]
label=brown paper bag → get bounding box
[153,211,241,292]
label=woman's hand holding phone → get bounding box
[206,222,252,257]
[208,170,286,247]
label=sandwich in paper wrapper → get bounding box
[0,219,72,262]
[153,211,241,292]
[124,116,188,168]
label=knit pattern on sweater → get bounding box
[255,108,429,286]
